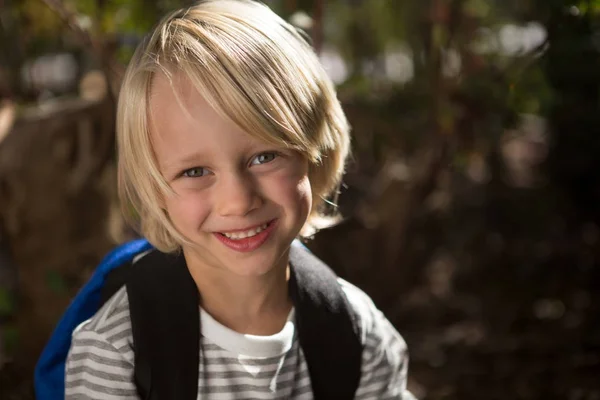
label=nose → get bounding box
[214,172,262,217]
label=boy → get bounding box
[65,0,416,398]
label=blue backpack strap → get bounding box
[34,238,153,400]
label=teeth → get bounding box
[223,223,268,240]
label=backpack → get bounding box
[34,239,363,399]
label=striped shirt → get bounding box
[65,280,416,399]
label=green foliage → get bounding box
[575,0,600,15]
[464,0,492,19]
[116,45,136,65]
[0,289,14,315]
[7,0,189,64]
[322,0,561,169]
[1,324,19,354]
[101,0,159,34]
[3,0,589,161]
[507,64,555,115]
[18,0,64,38]
[45,270,68,294]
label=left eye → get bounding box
[251,152,277,165]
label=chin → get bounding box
[225,243,288,273]
[228,264,279,278]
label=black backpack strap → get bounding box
[100,260,134,305]
[126,250,200,400]
[124,244,362,400]
[289,243,363,399]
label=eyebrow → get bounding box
[160,152,209,174]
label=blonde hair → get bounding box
[117,0,350,252]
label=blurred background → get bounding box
[1,0,599,398]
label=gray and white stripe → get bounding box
[65,280,416,399]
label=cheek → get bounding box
[164,191,210,227]
[266,170,312,217]
[280,157,312,215]
[297,175,313,214]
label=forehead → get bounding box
[148,72,262,167]
[149,72,223,137]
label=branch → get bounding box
[38,0,124,97]
[39,0,103,54]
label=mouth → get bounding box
[217,221,272,240]
[213,219,278,253]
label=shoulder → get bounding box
[66,286,137,398]
[340,279,415,399]
[76,285,130,333]
[340,279,407,351]
[70,286,134,363]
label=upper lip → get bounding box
[216,219,275,234]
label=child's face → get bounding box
[149,73,312,277]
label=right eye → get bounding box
[182,167,208,178]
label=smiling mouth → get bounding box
[218,221,273,240]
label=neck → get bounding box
[183,250,292,336]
